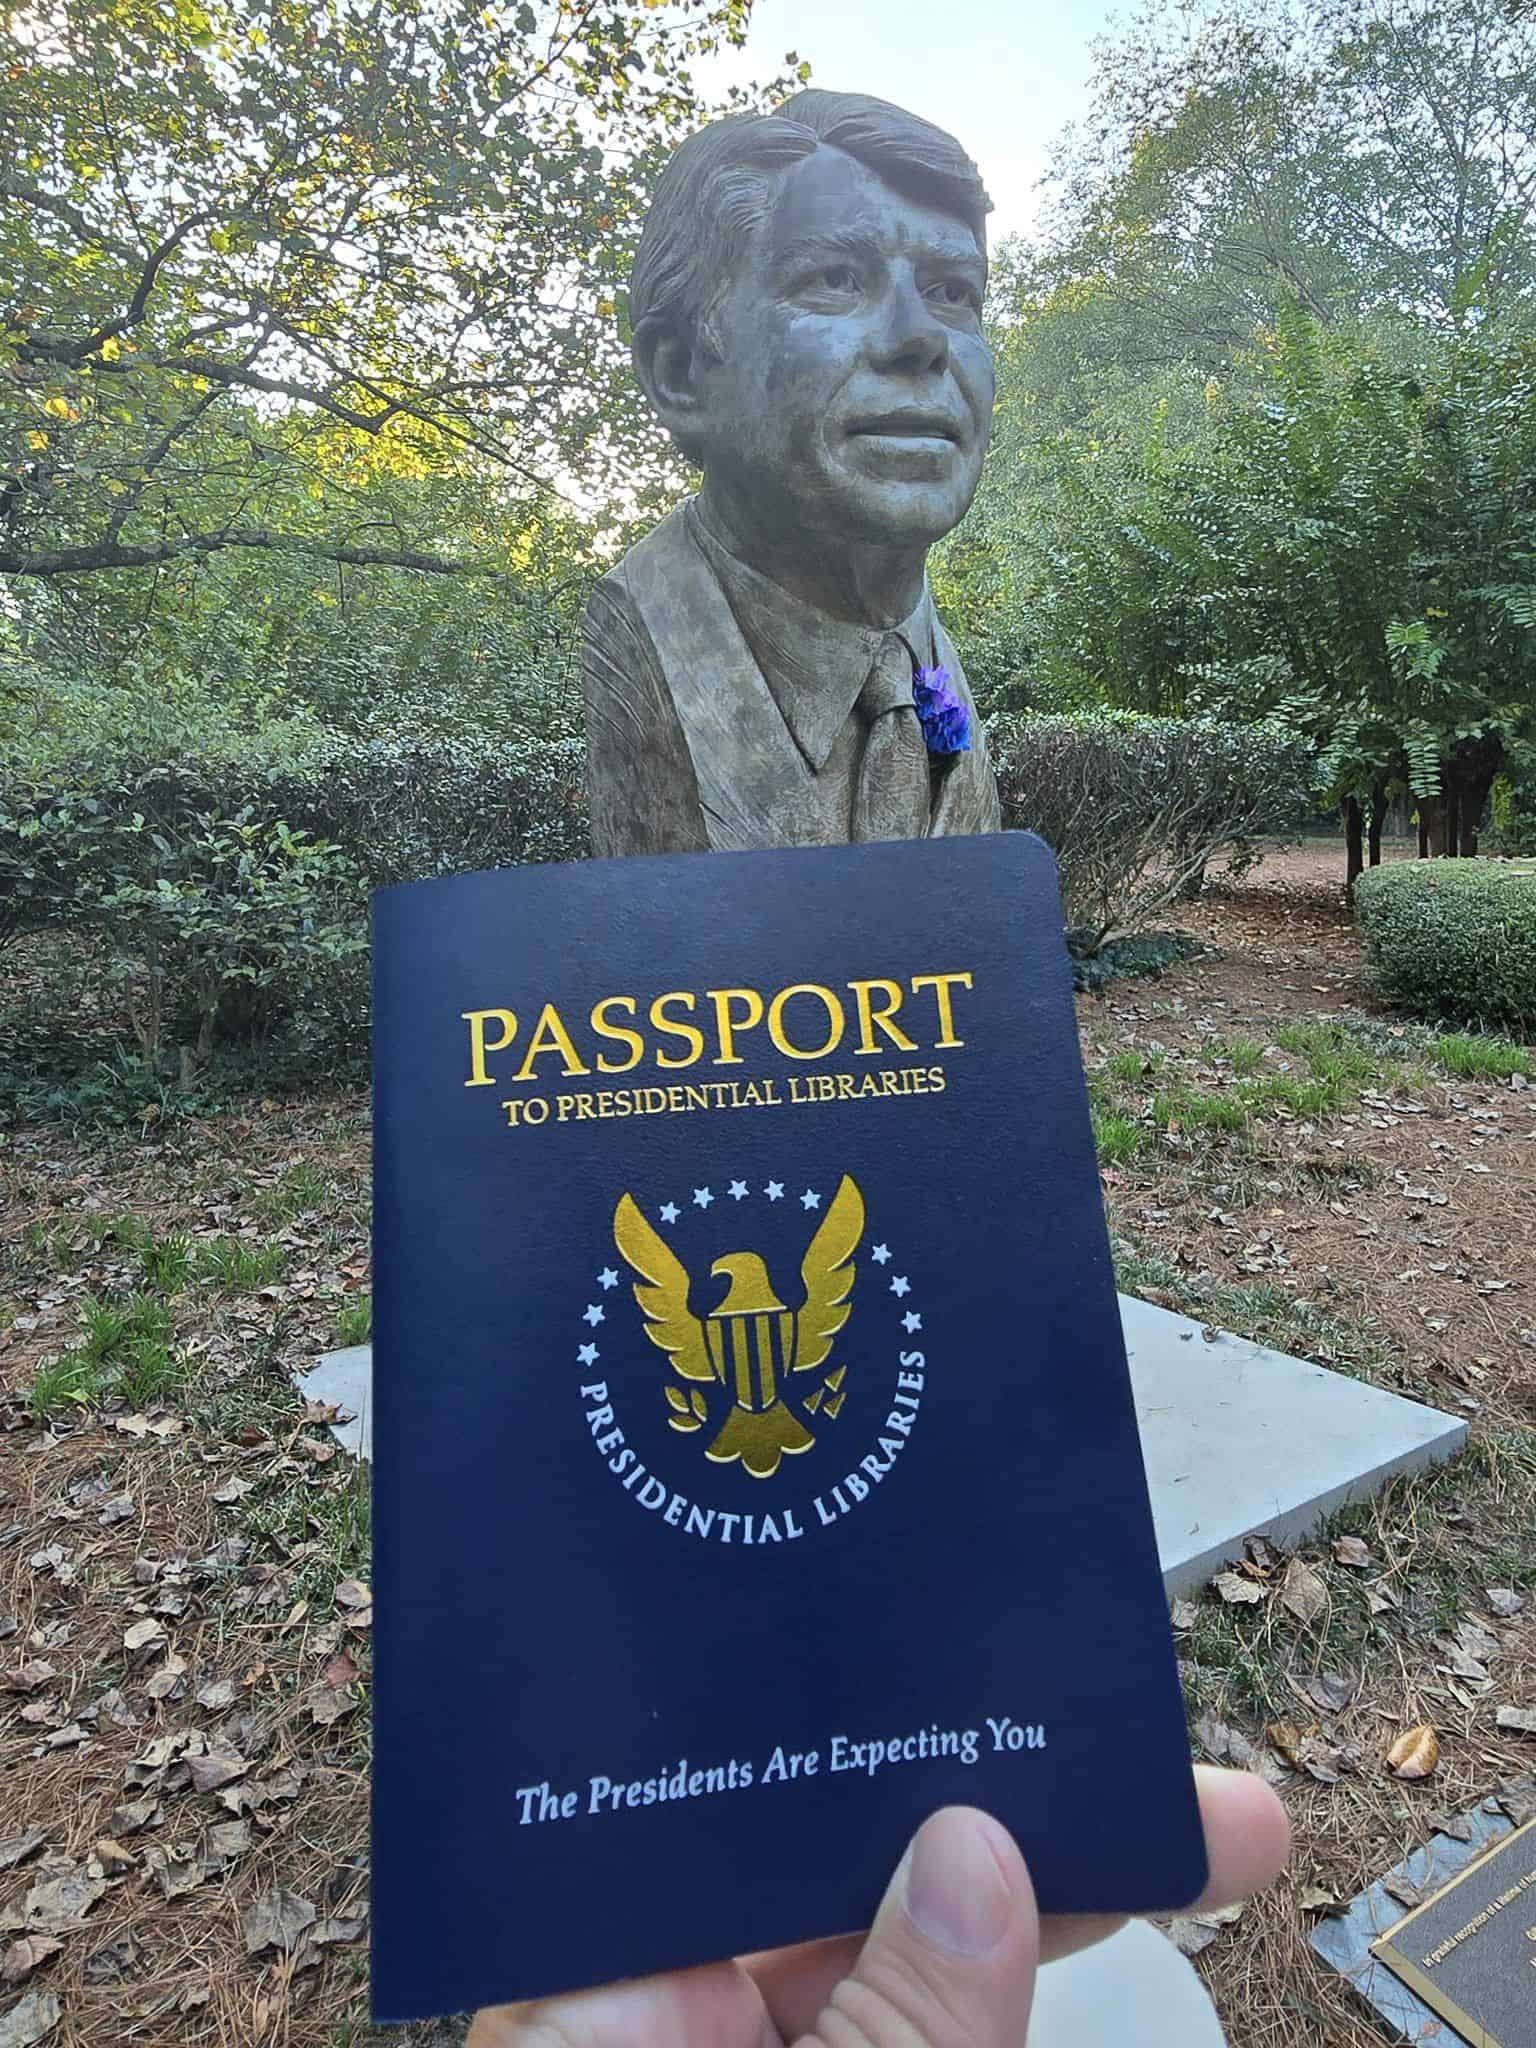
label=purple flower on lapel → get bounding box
[911,663,970,755]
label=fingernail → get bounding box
[903,1809,1014,1958]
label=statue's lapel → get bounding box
[622,510,836,852]
[927,616,998,837]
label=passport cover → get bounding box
[370,831,1206,2023]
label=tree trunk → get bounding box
[1368,779,1388,867]
[1453,737,1504,858]
[1345,796,1364,892]
[1418,807,1430,857]
[1420,796,1448,857]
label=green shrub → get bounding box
[989,713,1317,949]
[1,731,589,1088]
[1354,860,1536,1032]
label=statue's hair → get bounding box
[630,90,991,458]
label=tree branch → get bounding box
[0,529,519,579]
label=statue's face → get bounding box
[696,145,994,551]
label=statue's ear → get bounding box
[632,318,711,455]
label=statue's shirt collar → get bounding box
[686,501,934,774]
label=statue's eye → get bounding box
[816,264,860,293]
[931,277,979,310]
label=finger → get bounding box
[797,1806,1039,2048]
[1038,1765,1291,1965]
[744,1932,862,2041]
[466,1956,768,2048]
[1185,1764,1291,1909]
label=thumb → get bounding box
[799,1807,1039,2048]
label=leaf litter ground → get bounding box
[0,840,1532,2047]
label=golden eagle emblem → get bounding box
[611,1176,865,1480]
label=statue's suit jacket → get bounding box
[582,504,1001,859]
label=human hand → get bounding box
[466,1764,1288,2048]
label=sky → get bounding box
[703,0,1130,245]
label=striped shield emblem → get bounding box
[705,1310,797,1413]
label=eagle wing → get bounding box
[612,1193,715,1383]
[793,1174,865,1374]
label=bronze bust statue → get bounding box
[583,89,1001,858]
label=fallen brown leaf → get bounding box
[0,1938,61,1989]
[244,1891,316,1957]
[17,1869,108,1935]
[1332,1536,1372,1569]
[1496,1706,1536,1737]
[1279,1558,1328,1625]
[1213,1569,1265,1606]
[2,1667,55,1697]
[1386,1725,1441,1780]
[1303,1671,1356,1715]
[185,1748,249,1795]
[0,1989,61,2048]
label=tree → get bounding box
[1019,0,1536,399]
[979,306,1536,887]
[0,0,797,583]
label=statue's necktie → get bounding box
[852,634,931,843]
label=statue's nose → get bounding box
[868,274,951,378]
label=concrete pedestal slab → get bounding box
[1121,1294,1466,1598]
[305,1296,1467,1597]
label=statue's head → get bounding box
[630,89,993,557]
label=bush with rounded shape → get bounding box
[1353,860,1536,1033]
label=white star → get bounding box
[693,1186,714,1209]
[890,1275,910,1298]
[800,1188,822,1210]
[659,1201,680,1224]
[583,1303,605,1326]
[577,1342,600,1365]
[728,1179,749,1200]
[597,1267,619,1290]
[902,1311,923,1334]
[764,1181,784,1201]
[871,1243,891,1265]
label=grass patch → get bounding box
[1179,1432,1536,1724]
[28,1350,105,1417]
[1222,1035,1264,1077]
[1273,1018,1384,1086]
[194,1236,287,1291]
[239,1461,372,1607]
[80,1290,171,1364]
[252,1161,332,1222]
[29,1290,183,1417]
[335,1295,371,1347]
[1152,1086,1250,1136]
[1429,1030,1533,1081]
[1104,1049,1162,1084]
[137,1231,191,1294]
[116,1335,188,1408]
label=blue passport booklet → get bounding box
[371,831,1206,2023]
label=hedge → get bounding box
[2,712,1319,1082]
[1354,859,1536,1033]
[989,712,1317,951]
[0,733,590,1068]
